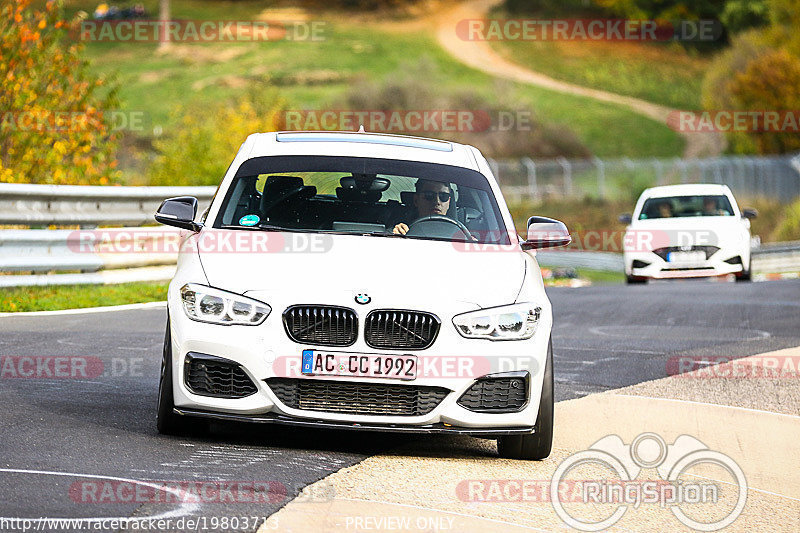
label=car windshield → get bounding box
[213,156,510,244]
[638,195,735,220]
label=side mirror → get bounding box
[155,196,202,232]
[618,213,632,224]
[521,216,571,250]
[742,208,757,219]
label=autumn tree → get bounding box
[0,0,119,184]
[727,49,800,153]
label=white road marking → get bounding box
[0,301,166,318]
[0,468,199,522]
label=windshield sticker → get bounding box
[239,214,260,226]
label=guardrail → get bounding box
[490,153,800,202]
[536,241,800,274]
[0,183,216,226]
[1,228,797,287]
[1,183,799,287]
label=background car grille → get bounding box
[364,310,440,350]
[283,305,357,346]
[184,353,258,398]
[266,378,449,416]
[457,377,527,413]
[652,245,720,261]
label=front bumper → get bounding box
[624,249,748,279]
[173,407,535,437]
[166,288,552,431]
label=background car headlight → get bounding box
[453,303,541,340]
[180,283,270,325]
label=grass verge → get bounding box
[574,267,625,284]
[0,282,168,312]
[487,4,712,111]
[66,0,684,177]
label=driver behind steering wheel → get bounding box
[392,179,452,235]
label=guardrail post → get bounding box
[556,157,572,197]
[593,157,606,198]
[522,157,538,201]
[652,158,663,186]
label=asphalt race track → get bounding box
[1,279,799,531]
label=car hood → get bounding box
[193,230,526,309]
[626,216,747,249]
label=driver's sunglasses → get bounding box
[420,191,452,203]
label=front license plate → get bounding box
[301,350,417,380]
[667,251,705,263]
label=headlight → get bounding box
[452,303,541,341]
[180,283,271,325]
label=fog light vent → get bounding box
[184,352,257,398]
[457,374,528,413]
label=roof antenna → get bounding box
[357,124,366,133]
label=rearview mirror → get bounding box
[522,216,571,250]
[742,208,757,219]
[155,196,202,232]
[618,213,632,224]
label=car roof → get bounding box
[242,131,480,171]
[640,183,732,198]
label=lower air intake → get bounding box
[184,352,258,398]
[457,376,528,413]
[266,378,449,416]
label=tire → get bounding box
[157,317,201,436]
[626,275,647,284]
[736,261,752,282]
[497,338,554,460]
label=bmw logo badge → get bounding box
[355,293,371,305]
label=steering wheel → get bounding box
[406,215,474,241]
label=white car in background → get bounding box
[620,184,757,284]
[154,131,571,460]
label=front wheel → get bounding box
[736,260,752,282]
[497,339,554,460]
[157,317,202,436]
[626,275,647,284]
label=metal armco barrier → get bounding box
[0,183,216,226]
[490,153,800,202]
[536,241,800,273]
[1,183,799,287]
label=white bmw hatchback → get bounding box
[621,184,757,283]
[154,131,570,460]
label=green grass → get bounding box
[0,282,167,312]
[66,1,684,167]
[575,267,624,284]
[490,36,710,111]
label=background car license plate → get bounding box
[301,350,417,380]
[667,251,705,263]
